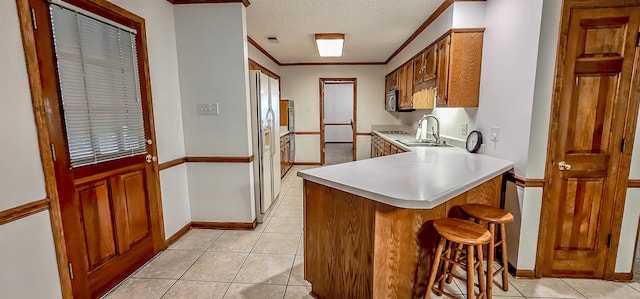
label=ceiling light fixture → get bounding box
[315,33,344,57]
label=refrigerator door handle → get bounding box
[267,109,276,155]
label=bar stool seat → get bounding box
[461,204,514,223]
[425,218,491,299]
[460,204,514,299]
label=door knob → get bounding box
[146,155,157,163]
[557,161,572,171]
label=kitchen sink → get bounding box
[397,140,452,147]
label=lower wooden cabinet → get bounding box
[280,134,292,177]
[371,133,407,158]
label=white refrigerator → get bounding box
[249,71,281,223]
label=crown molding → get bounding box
[167,0,250,7]
[248,0,486,66]
[281,62,385,66]
[384,0,486,64]
[247,36,282,65]
[385,0,453,64]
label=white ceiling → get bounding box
[246,0,445,64]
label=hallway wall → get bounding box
[324,83,354,143]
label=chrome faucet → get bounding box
[418,114,440,144]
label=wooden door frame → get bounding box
[319,78,357,165]
[15,0,165,297]
[535,0,640,279]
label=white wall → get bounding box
[0,1,62,296]
[391,0,547,270]
[629,110,640,179]
[620,105,640,270]
[324,83,354,142]
[248,43,281,76]
[509,0,561,270]
[616,189,640,272]
[451,1,486,28]
[0,0,47,212]
[280,65,400,161]
[613,15,640,271]
[386,6,453,72]
[175,4,252,157]
[397,0,544,176]
[159,165,191,235]
[474,0,543,176]
[474,0,545,270]
[187,163,255,222]
[109,0,191,239]
[525,0,561,180]
[515,186,544,269]
[174,3,256,222]
[0,212,63,299]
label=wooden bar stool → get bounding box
[460,204,514,298]
[425,218,491,299]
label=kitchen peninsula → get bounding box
[298,130,513,299]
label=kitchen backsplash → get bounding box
[396,108,478,140]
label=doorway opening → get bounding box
[320,78,357,165]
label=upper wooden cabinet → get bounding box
[384,29,484,110]
[435,31,484,108]
[388,71,399,91]
[413,45,436,84]
[435,35,451,107]
[398,61,414,110]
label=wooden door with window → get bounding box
[539,3,640,278]
[29,0,163,297]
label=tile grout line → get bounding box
[158,230,225,298]
[284,234,303,289]
[220,217,268,298]
[559,278,589,299]
[101,248,168,298]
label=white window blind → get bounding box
[50,4,146,168]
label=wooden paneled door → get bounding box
[27,0,164,297]
[538,2,640,279]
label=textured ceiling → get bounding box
[246,0,445,64]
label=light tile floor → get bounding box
[105,166,640,299]
[324,143,353,165]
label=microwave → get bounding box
[386,89,398,112]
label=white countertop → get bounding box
[297,130,513,209]
[279,128,289,138]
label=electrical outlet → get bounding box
[461,123,468,136]
[490,127,500,142]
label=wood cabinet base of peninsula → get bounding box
[303,175,503,299]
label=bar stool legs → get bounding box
[459,204,515,299]
[487,222,510,294]
[500,222,509,290]
[424,219,491,299]
[487,222,496,296]
[426,239,487,299]
[426,239,446,298]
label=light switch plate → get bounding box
[197,103,219,115]
[210,102,219,115]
